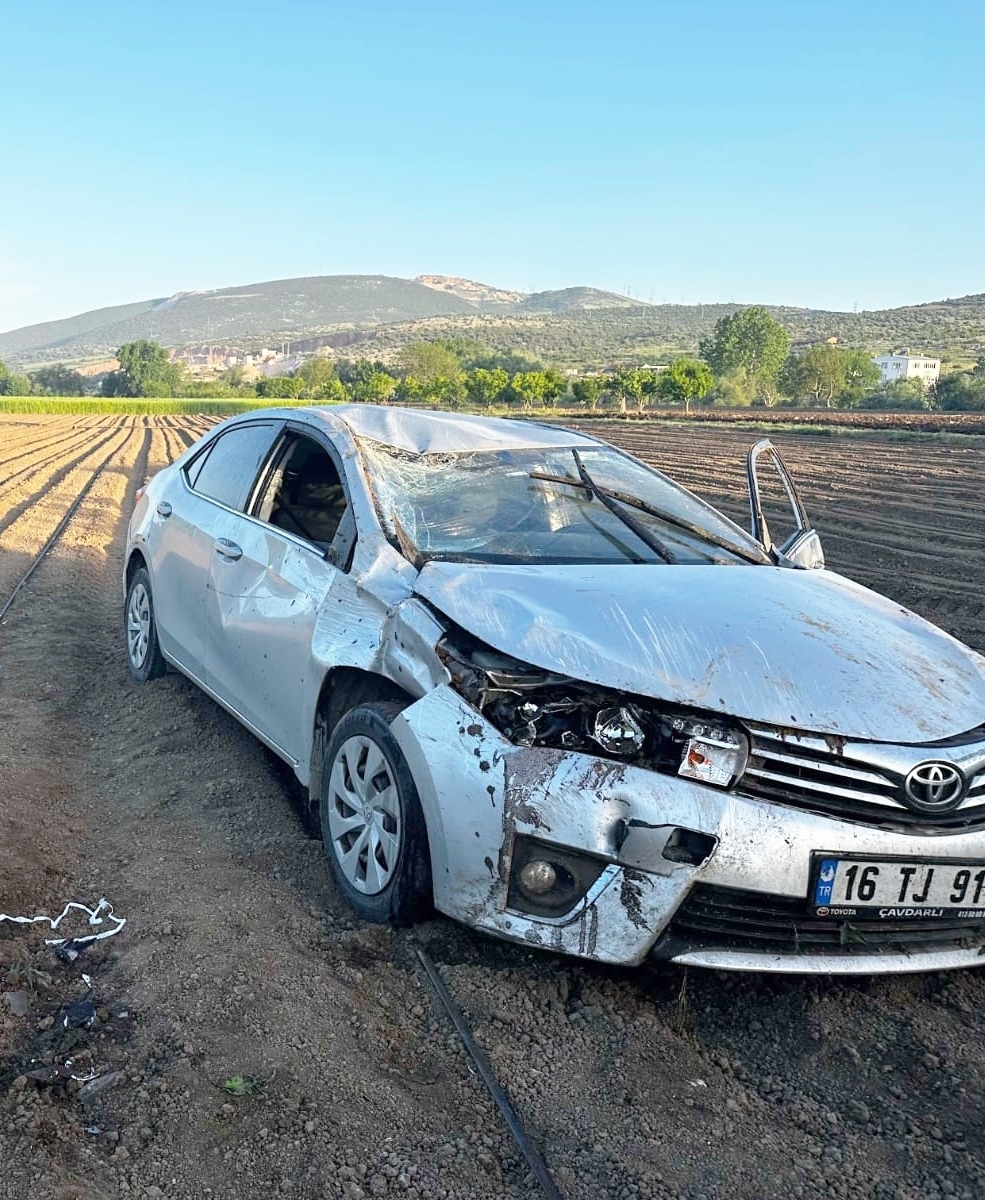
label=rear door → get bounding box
[203,426,357,764]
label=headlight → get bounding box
[439,632,748,789]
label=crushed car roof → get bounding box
[310,404,599,456]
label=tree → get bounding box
[839,349,881,407]
[31,363,87,396]
[657,358,713,414]
[540,369,568,407]
[791,345,847,407]
[350,370,398,404]
[104,340,183,396]
[434,337,492,369]
[936,370,985,411]
[571,376,606,410]
[858,378,935,411]
[218,365,250,389]
[699,306,790,402]
[608,367,656,413]
[713,366,757,407]
[0,371,31,396]
[465,367,509,408]
[507,369,568,409]
[335,358,390,386]
[255,374,304,399]
[397,342,463,386]
[0,357,27,395]
[470,350,545,375]
[295,356,345,402]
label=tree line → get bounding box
[5,316,985,411]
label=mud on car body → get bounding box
[124,405,985,974]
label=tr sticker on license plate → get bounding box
[812,855,985,919]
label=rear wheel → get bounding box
[125,566,166,682]
[320,702,431,926]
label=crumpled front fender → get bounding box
[390,687,732,965]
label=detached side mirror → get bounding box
[775,528,825,571]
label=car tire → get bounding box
[125,566,167,683]
[320,701,432,926]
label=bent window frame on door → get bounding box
[248,429,357,570]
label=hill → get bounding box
[2,275,983,370]
[0,274,647,366]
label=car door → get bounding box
[150,421,282,674]
[746,439,825,569]
[203,426,357,765]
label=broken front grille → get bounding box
[655,883,985,957]
[738,730,985,831]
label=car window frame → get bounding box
[182,420,285,513]
[247,422,358,571]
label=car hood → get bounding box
[414,562,985,743]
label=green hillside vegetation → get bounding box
[8,315,984,415]
[4,274,984,373]
[0,297,163,358]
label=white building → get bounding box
[872,351,940,387]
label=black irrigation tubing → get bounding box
[0,432,132,623]
[0,423,122,508]
[414,944,565,1200]
[0,421,111,484]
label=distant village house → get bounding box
[872,350,940,387]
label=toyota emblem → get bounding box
[902,761,965,813]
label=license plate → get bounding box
[811,854,985,919]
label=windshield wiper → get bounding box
[530,456,768,566]
[530,455,676,563]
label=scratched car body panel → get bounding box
[124,405,985,974]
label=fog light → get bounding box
[507,836,607,918]
[518,859,557,896]
[593,706,645,755]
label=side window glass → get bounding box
[188,424,277,511]
[258,436,350,553]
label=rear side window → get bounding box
[187,424,277,511]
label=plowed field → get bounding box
[2,414,984,1200]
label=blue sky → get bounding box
[1,0,982,331]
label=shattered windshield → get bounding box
[359,440,768,566]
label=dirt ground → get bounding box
[2,414,985,1200]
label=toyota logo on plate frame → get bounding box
[902,761,966,813]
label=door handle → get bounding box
[156,501,172,518]
[213,538,243,561]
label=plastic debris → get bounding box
[77,1071,125,1102]
[55,940,87,965]
[2,989,30,1018]
[62,997,97,1029]
[0,899,126,951]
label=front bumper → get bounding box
[392,688,985,974]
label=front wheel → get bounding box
[320,702,431,926]
[125,566,167,683]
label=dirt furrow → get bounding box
[0,426,135,606]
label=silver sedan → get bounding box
[124,406,985,973]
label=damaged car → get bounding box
[124,405,985,974]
